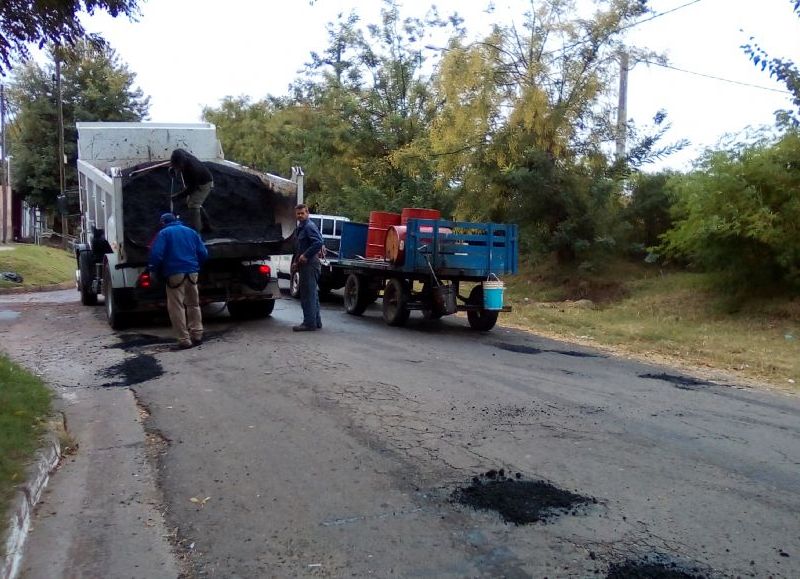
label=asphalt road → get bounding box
[1,290,799,578]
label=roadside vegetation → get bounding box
[0,244,75,289]
[0,353,51,527]
[504,260,799,392]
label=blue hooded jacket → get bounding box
[148,219,208,278]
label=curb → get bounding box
[1,416,65,579]
[0,282,74,296]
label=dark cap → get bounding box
[160,212,177,224]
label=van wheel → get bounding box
[289,268,300,299]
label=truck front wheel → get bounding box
[79,251,98,306]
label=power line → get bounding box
[553,0,705,56]
[639,59,793,94]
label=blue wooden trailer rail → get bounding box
[332,219,519,331]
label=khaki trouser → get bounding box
[166,273,202,345]
[186,181,213,232]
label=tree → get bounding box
[742,0,800,128]
[0,0,141,76]
[659,131,800,290]
[8,39,149,207]
[419,0,665,262]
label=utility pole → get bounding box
[616,51,629,163]
[55,48,67,249]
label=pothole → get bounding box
[451,470,597,525]
[606,555,710,578]
[639,373,713,391]
[100,353,164,387]
[494,342,602,358]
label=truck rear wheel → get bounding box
[344,274,377,316]
[227,299,275,320]
[466,285,499,331]
[382,278,410,326]
[79,251,98,306]
[103,267,128,330]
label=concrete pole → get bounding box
[56,50,67,249]
[616,51,629,162]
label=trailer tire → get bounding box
[467,285,499,331]
[343,274,376,316]
[227,299,275,320]
[79,251,98,306]
[103,267,128,330]
[382,278,410,326]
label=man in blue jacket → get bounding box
[292,204,324,331]
[149,213,209,349]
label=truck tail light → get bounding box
[137,271,152,288]
[258,265,271,277]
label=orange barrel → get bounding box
[400,207,441,225]
[366,211,401,259]
[384,225,453,264]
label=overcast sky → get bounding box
[79,0,799,171]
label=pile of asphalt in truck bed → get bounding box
[120,161,284,262]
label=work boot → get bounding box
[292,324,316,332]
[191,335,203,346]
[171,341,194,351]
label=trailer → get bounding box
[332,218,518,331]
[74,122,302,328]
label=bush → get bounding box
[659,131,800,292]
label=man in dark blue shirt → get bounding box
[292,204,324,331]
[149,213,209,349]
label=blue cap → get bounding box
[160,212,177,224]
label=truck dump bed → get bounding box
[120,160,287,264]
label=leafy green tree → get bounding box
[0,0,141,76]
[623,170,677,251]
[421,0,667,262]
[660,131,800,290]
[8,40,149,207]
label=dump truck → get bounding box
[73,122,302,329]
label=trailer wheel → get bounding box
[79,251,98,306]
[103,267,128,330]
[467,285,499,331]
[227,299,275,320]
[382,278,410,326]
[344,274,375,316]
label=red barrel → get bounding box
[384,225,453,265]
[400,207,441,225]
[366,211,401,259]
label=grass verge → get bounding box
[0,353,52,530]
[0,244,74,289]
[503,259,800,392]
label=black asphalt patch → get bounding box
[639,373,713,391]
[107,333,174,350]
[494,342,602,358]
[100,353,164,387]
[606,555,710,578]
[452,471,596,525]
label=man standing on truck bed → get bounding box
[170,148,213,233]
[149,213,209,349]
[292,203,323,331]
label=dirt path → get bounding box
[2,291,799,578]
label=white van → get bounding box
[272,213,350,297]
